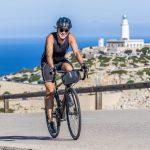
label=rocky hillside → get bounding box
[1,47,150,87]
[0,46,150,110]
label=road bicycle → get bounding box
[45,69,87,140]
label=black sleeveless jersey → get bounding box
[41,32,69,64]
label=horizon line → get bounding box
[0,35,150,40]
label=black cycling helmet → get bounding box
[56,17,72,29]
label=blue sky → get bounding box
[0,0,150,38]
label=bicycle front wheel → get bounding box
[65,88,81,140]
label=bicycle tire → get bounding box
[66,87,81,140]
[45,95,60,138]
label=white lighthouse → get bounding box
[107,14,144,52]
[121,14,130,40]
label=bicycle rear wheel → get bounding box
[45,95,60,138]
[66,88,81,140]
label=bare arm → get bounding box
[46,35,54,68]
[69,34,84,65]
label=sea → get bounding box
[0,36,150,76]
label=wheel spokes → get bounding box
[67,94,80,135]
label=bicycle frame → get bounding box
[54,78,70,107]
[46,70,84,139]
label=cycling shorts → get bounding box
[41,59,73,83]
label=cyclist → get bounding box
[41,17,88,133]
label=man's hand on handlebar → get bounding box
[81,63,89,80]
[50,66,57,75]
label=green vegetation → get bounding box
[12,76,28,82]
[137,68,150,76]
[99,55,111,67]
[55,74,61,81]
[35,66,41,71]
[99,55,111,63]
[124,50,132,54]
[112,57,126,63]
[0,108,14,113]
[19,68,32,73]
[100,63,109,67]
[3,91,11,95]
[144,55,150,60]
[74,63,80,68]
[126,80,134,84]
[120,63,127,67]
[70,53,77,63]
[20,74,29,82]
[112,57,126,66]
[111,70,127,75]
[129,56,148,64]
[139,56,149,64]
[12,73,41,83]
[129,56,139,63]
[12,77,21,82]
[85,59,94,68]
[22,74,28,78]
[21,77,28,82]
[28,74,41,83]
[140,47,150,55]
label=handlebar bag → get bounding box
[62,70,81,85]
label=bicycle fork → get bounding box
[54,91,62,126]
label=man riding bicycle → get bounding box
[41,17,88,133]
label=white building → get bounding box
[107,14,144,52]
[98,38,104,47]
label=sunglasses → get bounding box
[59,28,69,33]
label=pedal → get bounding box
[60,113,66,121]
[60,117,66,122]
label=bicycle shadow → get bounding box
[0,136,73,142]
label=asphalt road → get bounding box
[0,110,150,150]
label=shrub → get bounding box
[12,77,22,82]
[129,56,148,64]
[144,55,150,60]
[111,70,127,75]
[112,62,118,66]
[19,68,32,73]
[20,77,28,82]
[124,50,132,54]
[22,74,28,78]
[0,108,14,113]
[29,74,41,83]
[70,53,77,63]
[141,47,150,55]
[100,63,109,67]
[85,59,94,68]
[112,57,126,63]
[99,56,111,63]
[74,63,80,68]
[137,68,150,76]
[3,91,11,95]
[120,64,126,67]
[136,49,141,53]
[35,66,41,71]
[126,80,134,84]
